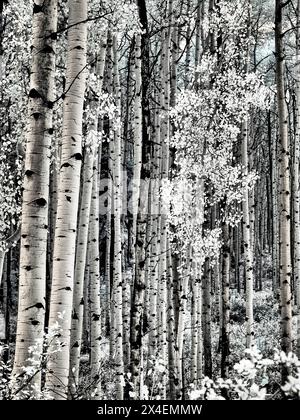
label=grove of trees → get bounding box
[1,0,300,400]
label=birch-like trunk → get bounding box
[196,264,203,384]
[221,224,230,378]
[68,146,94,395]
[295,0,300,359]
[147,96,161,365]
[129,32,145,396]
[275,0,292,359]
[0,251,4,289]
[175,250,189,397]
[112,36,124,400]
[89,159,101,400]
[12,0,57,390]
[158,1,173,399]
[45,0,87,399]
[242,121,254,348]
[202,259,212,377]
[69,34,107,394]
[191,259,198,385]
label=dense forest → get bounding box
[0,0,300,401]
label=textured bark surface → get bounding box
[111,36,124,400]
[13,0,57,390]
[295,0,300,360]
[89,160,101,399]
[221,224,230,378]
[275,0,292,358]
[69,147,94,394]
[45,0,87,399]
[242,121,254,349]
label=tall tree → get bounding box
[111,35,125,400]
[12,0,57,391]
[274,0,293,362]
[45,0,88,399]
[295,0,300,360]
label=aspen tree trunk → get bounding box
[0,251,4,289]
[105,31,114,359]
[89,159,101,400]
[269,110,279,295]
[234,226,240,293]
[12,0,57,389]
[45,0,87,399]
[191,258,198,385]
[82,258,90,354]
[68,146,94,395]
[184,1,191,89]
[175,250,189,397]
[194,0,204,89]
[157,0,173,400]
[0,0,3,56]
[121,41,134,375]
[242,121,254,348]
[129,32,145,396]
[202,259,212,377]
[221,224,230,378]
[167,248,179,399]
[131,34,142,234]
[130,179,149,398]
[48,153,58,317]
[295,0,300,359]
[275,0,293,359]
[168,19,180,399]
[196,264,203,384]
[148,100,161,362]
[112,36,124,400]
[69,34,107,394]
[130,22,153,395]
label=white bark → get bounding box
[242,121,254,349]
[111,36,124,399]
[0,251,4,289]
[295,0,300,359]
[68,146,94,394]
[13,0,57,391]
[157,0,172,398]
[196,264,203,384]
[45,0,87,399]
[69,33,107,394]
[275,0,292,357]
[89,159,101,400]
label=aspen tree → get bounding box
[132,33,142,234]
[45,0,87,399]
[105,32,114,358]
[221,223,230,378]
[191,258,198,385]
[275,0,292,358]
[157,0,173,399]
[242,120,254,349]
[148,98,161,362]
[112,36,124,400]
[269,110,279,295]
[241,3,254,348]
[196,264,203,384]
[13,0,57,388]
[89,158,101,400]
[69,34,107,394]
[202,259,212,377]
[130,32,146,397]
[68,146,94,394]
[295,0,300,359]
